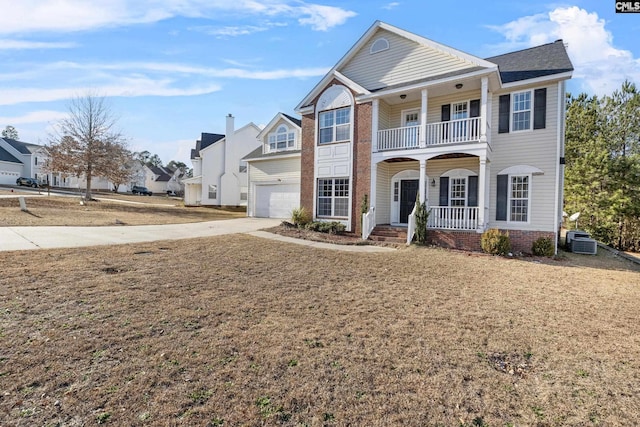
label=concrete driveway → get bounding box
[0,218,281,252]
[0,218,396,253]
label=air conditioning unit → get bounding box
[571,237,598,255]
[566,230,590,250]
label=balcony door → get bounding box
[402,109,420,147]
[451,102,468,141]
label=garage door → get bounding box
[255,184,299,218]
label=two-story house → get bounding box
[294,21,573,253]
[184,114,261,206]
[244,113,302,218]
[0,138,49,185]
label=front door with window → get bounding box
[399,179,419,224]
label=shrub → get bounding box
[531,236,554,256]
[291,206,311,227]
[414,196,430,244]
[481,228,511,255]
[305,221,346,234]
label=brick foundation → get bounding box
[427,230,482,252]
[427,229,556,253]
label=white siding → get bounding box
[0,161,22,185]
[488,82,560,232]
[426,157,479,205]
[247,156,301,217]
[341,29,479,91]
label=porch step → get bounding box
[368,225,408,244]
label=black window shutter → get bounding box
[496,174,508,221]
[441,104,450,121]
[468,176,478,207]
[441,104,450,140]
[470,99,480,118]
[498,94,510,134]
[533,88,547,130]
[439,177,449,206]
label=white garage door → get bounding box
[255,184,299,218]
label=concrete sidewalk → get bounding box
[0,218,395,253]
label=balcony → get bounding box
[376,117,487,152]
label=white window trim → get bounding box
[267,124,297,153]
[317,177,350,218]
[401,108,421,126]
[318,107,351,145]
[441,168,477,207]
[507,173,531,224]
[510,90,533,133]
[449,176,467,207]
[370,37,389,54]
[390,169,420,225]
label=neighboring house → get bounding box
[0,138,49,185]
[184,114,261,206]
[294,21,573,253]
[244,113,302,218]
[142,164,185,195]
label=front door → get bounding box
[399,179,419,224]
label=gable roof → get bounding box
[146,164,173,182]
[257,112,302,140]
[243,145,301,162]
[485,39,574,84]
[2,138,41,155]
[191,133,225,159]
[0,145,22,164]
[296,20,497,111]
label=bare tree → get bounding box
[2,125,19,140]
[46,93,129,199]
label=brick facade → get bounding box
[427,229,556,253]
[300,114,316,217]
[352,101,372,235]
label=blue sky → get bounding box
[1,0,638,165]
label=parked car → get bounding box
[16,177,39,187]
[132,185,152,196]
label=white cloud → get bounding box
[0,80,222,106]
[0,110,68,125]
[0,39,77,50]
[488,6,640,95]
[383,2,400,10]
[296,4,357,31]
[0,0,356,35]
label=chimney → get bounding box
[225,113,234,140]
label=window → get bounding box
[370,37,389,54]
[450,178,466,206]
[317,178,349,217]
[512,91,532,132]
[268,125,296,152]
[509,175,529,222]
[240,187,248,201]
[319,107,350,145]
[239,160,247,173]
[208,184,217,199]
[393,181,399,202]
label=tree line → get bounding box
[565,80,640,251]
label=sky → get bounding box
[1,0,639,165]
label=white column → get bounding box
[480,76,488,142]
[477,156,487,231]
[372,99,379,152]
[420,89,428,147]
[419,159,426,204]
[370,159,377,214]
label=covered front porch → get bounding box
[363,152,491,241]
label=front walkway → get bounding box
[0,218,395,253]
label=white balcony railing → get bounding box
[376,118,483,152]
[428,206,479,231]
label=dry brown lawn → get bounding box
[1,235,639,426]
[0,195,244,226]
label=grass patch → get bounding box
[0,234,638,425]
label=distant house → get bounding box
[143,164,185,195]
[184,114,261,206]
[294,21,573,252]
[244,113,302,218]
[0,138,49,185]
